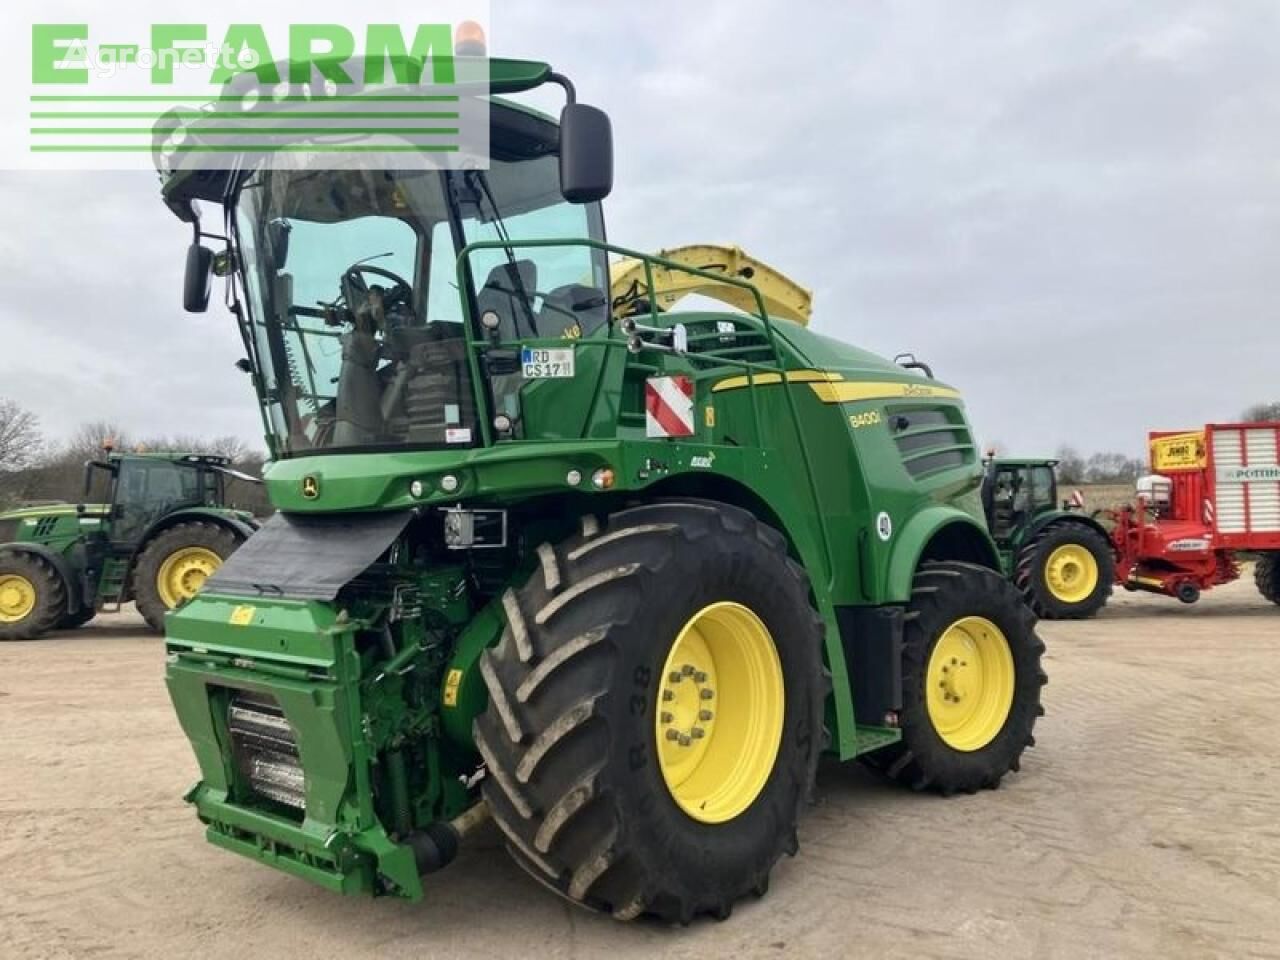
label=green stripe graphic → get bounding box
[31,144,461,153]
[33,127,460,136]
[32,111,459,119]
[31,95,460,102]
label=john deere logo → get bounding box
[301,475,320,499]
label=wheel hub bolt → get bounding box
[699,709,713,722]
[666,729,681,742]
[668,671,683,684]
[693,671,708,683]
[660,711,674,724]
[678,734,692,747]
[700,689,714,700]
[690,728,705,739]
[681,664,695,676]
[662,690,675,702]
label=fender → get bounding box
[885,505,1000,603]
[1015,512,1114,557]
[0,541,82,614]
[136,507,259,551]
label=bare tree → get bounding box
[0,399,42,472]
[1084,451,1144,483]
[64,421,132,462]
[1242,401,1280,423]
[1055,446,1086,485]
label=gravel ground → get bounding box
[2,575,1278,960]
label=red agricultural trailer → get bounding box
[1111,422,1280,605]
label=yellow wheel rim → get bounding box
[0,574,37,623]
[1044,543,1099,604]
[156,547,222,609]
[925,616,1015,752]
[655,602,785,824]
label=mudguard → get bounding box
[1016,512,1114,558]
[203,510,411,600]
[0,541,82,614]
[884,506,1000,602]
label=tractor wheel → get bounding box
[866,562,1045,794]
[1254,554,1280,605]
[133,521,242,632]
[1015,522,1115,619]
[475,501,825,923]
[0,553,67,641]
[57,606,97,630]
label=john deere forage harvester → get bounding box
[154,53,1046,922]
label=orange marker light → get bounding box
[454,21,487,56]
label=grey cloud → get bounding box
[1,0,1276,455]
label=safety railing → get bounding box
[456,238,801,448]
[454,237,834,572]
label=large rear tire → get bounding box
[0,553,67,641]
[1256,554,1280,605]
[866,562,1046,794]
[133,521,242,632]
[1015,522,1114,619]
[475,501,825,923]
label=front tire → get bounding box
[868,562,1046,794]
[475,501,825,923]
[0,553,67,641]
[133,521,242,631]
[1256,554,1280,605]
[1016,522,1115,619]
[57,606,96,630]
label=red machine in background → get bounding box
[1110,422,1280,604]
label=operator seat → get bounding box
[476,260,539,340]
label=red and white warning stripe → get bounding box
[1203,498,1215,527]
[1069,489,1086,510]
[645,375,695,438]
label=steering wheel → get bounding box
[342,262,414,309]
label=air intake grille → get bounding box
[227,691,306,811]
[682,318,774,365]
[890,406,976,479]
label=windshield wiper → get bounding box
[463,170,538,338]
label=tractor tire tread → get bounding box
[475,498,824,923]
[1015,521,1115,620]
[132,520,242,633]
[0,552,67,641]
[1255,554,1280,605]
[864,561,1045,794]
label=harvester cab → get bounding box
[982,456,1116,619]
[0,450,258,640]
[151,42,1047,922]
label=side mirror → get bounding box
[267,218,291,270]
[559,103,613,203]
[184,243,214,313]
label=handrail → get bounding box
[454,237,834,575]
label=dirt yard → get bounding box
[2,576,1278,960]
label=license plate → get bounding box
[521,347,575,379]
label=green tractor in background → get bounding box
[982,456,1116,619]
[152,49,1048,923]
[0,450,258,639]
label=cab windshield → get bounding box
[233,134,607,457]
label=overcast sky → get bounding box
[1,0,1277,456]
